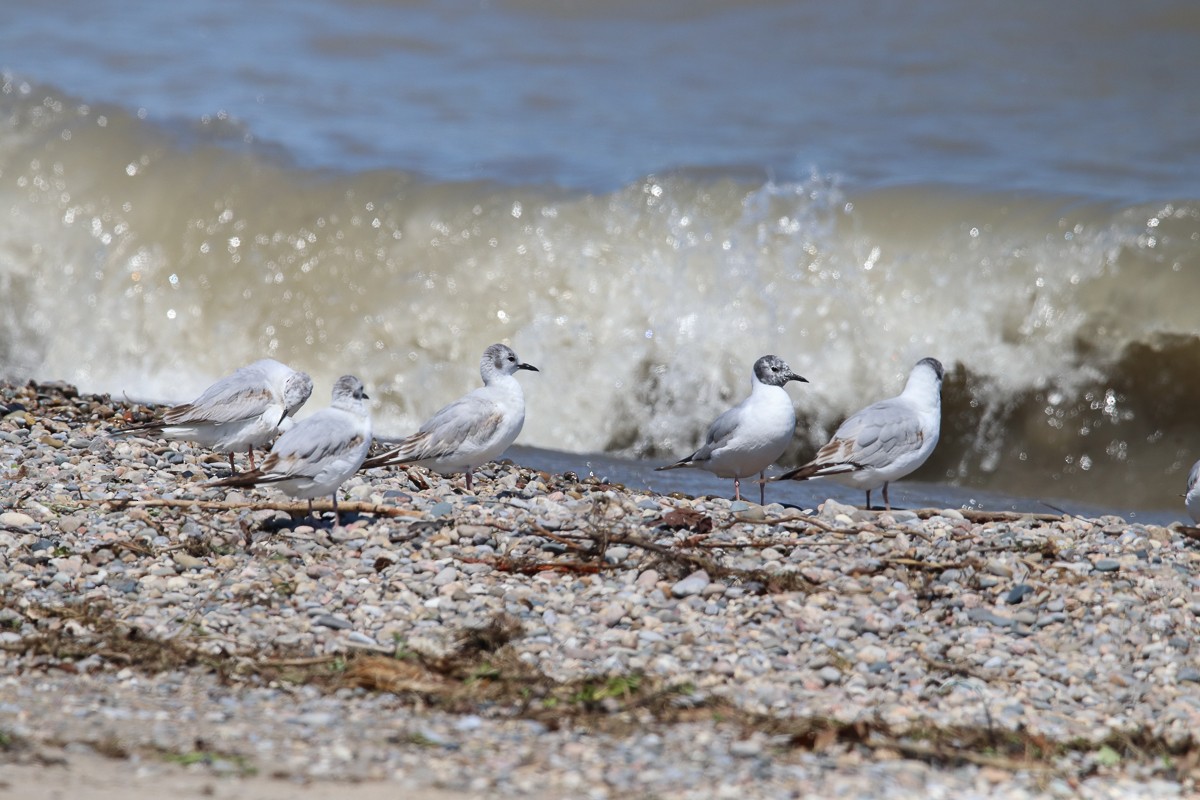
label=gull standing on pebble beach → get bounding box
[656,355,807,505]
[112,358,313,471]
[776,357,944,510]
[212,375,372,525]
[362,344,538,492]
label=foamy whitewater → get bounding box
[2,0,1199,515]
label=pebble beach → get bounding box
[2,380,1199,799]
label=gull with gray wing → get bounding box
[362,344,538,492]
[776,357,944,510]
[656,355,807,505]
[112,358,313,471]
[212,375,372,525]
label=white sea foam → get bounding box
[1,85,1198,508]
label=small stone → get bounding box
[1093,559,1120,572]
[1005,584,1035,604]
[729,739,762,757]
[857,644,887,664]
[599,603,626,627]
[603,546,630,564]
[173,553,204,571]
[433,566,459,586]
[454,715,483,732]
[57,514,86,533]
[293,711,337,727]
[733,505,766,523]
[1013,610,1038,626]
[635,569,660,589]
[985,560,1013,578]
[437,581,465,598]
[817,666,842,685]
[670,569,710,598]
[818,499,858,521]
[313,615,353,630]
[966,608,1014,628]
[0,511,36,528]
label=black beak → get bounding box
[789,372,808,384]
[518,362,539,372]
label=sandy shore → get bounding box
[2,380,1199,799]
[0,750,483,800]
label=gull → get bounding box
[655,355,807,505]
[362,344,538,492]
[1185,459,1200,524]
[114,358,313,470]
[776,357,944,510]
[212,375,372,525]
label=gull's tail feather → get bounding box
[361,450,405,470]
[654,454,698,472]
[776,461,862,482]
[209,467,290,489]
[210,469,265,488]
[361,433,428,471]
[108,422,165,439]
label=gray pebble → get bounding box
[966,608,1014,628]
[1005,583,1035,604]
[670,569,710,598]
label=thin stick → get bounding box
[910,508,1065,523]
[70,497,424,518]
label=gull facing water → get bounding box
[656,355,807,505]
[777,357,944,510]
[113,358,313,471]
[212,375,371,525]
[362,344,538,492]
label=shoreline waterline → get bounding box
[451,444,1187,529]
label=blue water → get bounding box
[6,0,1199,198]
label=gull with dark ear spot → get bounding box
[656,355,808,505]
[212,375,372,526]
[776,357,944,510]
[111,358,313,471]
[362,344,538,493]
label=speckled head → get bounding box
[482,343,539,379]
[332,374,368,403]
[753,354,808,388]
